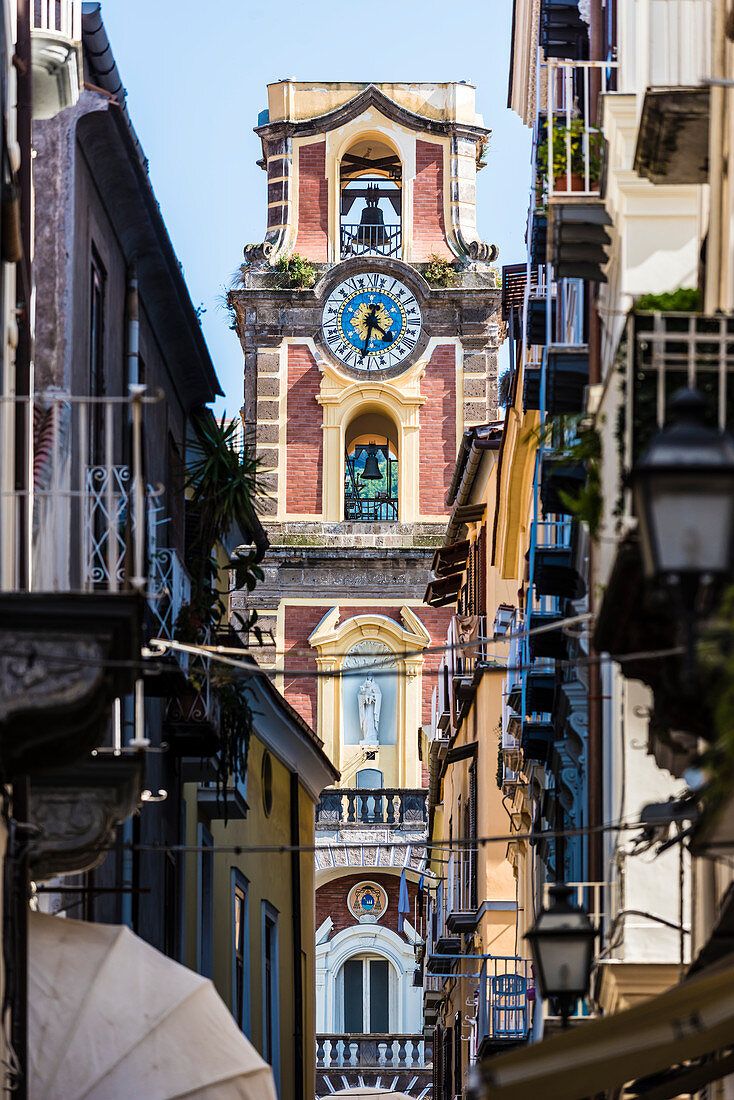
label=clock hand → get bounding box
[373,322,395,343]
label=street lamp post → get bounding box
[630,388,734,686]
[525,883,596,1028]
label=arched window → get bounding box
[340,953,392,1034]
[344,410,398,522]
[340,136,402,259]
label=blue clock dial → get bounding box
[322,273,422,371]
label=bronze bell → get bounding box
[361,443,383,481]
[356,184,388,247]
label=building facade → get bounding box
[229,80,504,1096]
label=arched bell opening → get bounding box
[344,410,399,522]
[339,135,402,259]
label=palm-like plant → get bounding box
[174,412,266,803]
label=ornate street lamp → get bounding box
[525,883,596,1027]
[631,388,734,587]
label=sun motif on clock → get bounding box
[321,273,423,372]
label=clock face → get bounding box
[321,273,422,372]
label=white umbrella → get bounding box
[29,910,278,1100]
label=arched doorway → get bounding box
[345,410,398,522]
[340,136,402,259]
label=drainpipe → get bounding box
[126,260,139,389]
[13,6,32,1094]
[588,0,604,123]
[705,0,727,313]
[290,772,304,1100]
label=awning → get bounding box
[29,911,278,1099]
[472,952,734,1100]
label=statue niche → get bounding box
[342,640,397,747]
[357,673,381,746]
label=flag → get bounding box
[398,868,410,934]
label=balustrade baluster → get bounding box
[396,1037,407,1066]
[316,1037,325,1066]
[386,792,396,825]
[377,1041,388,1066]
[346,791,356,823]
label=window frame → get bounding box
[261,900,280,1092]
[231,869,251,1036]
[196,824,214,978]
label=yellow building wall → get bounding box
[183,734,318,1100]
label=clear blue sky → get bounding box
[100,0,531,414]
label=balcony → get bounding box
[340,223,402,260]
[524,345,589,416]
[537,61,616,200]
[0,389,155,775]
[477,956,533,1056]
[343,492,398,522]
[624,310,734,466]
[32,0,83,120]
[149,547,191,642]
[165,672,221,764]
[316,788,427,828]
[446,852,477,933]
[634,87,710,186]
[540,0,588,60]
[317,1033,431,1070]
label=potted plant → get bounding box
[536,117,603,193]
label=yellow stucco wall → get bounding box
[183,734,317,1100]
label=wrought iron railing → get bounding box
[0,389,159,593]
[340,222,402,259]
[536,60,617,199]
[344,494,398,522]
[149,546,191,641]
[316,1034,431,1069]
[316,788,427,827]
[477,957,533,1045]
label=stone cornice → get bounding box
[255,84,490,144]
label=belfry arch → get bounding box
[338,133,402,259]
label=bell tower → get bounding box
[229,81,502,1097]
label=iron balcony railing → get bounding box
[316,1034,431,1070]
[340,222,402,259]
[0,388,159,593]
[477,957,533,1046]
[316,787,427,828]
[536,59,618,199]
[149,546,191,642]
[344,493,398,522]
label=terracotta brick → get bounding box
[286,344,323,515]
[316,871,422,939]
[413,141,453,261]
[283,604,330,726]
[419,345,456,515]
[294,142,328,262]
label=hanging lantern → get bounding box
[361,443,383,481]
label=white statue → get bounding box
[358,673,381,745]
